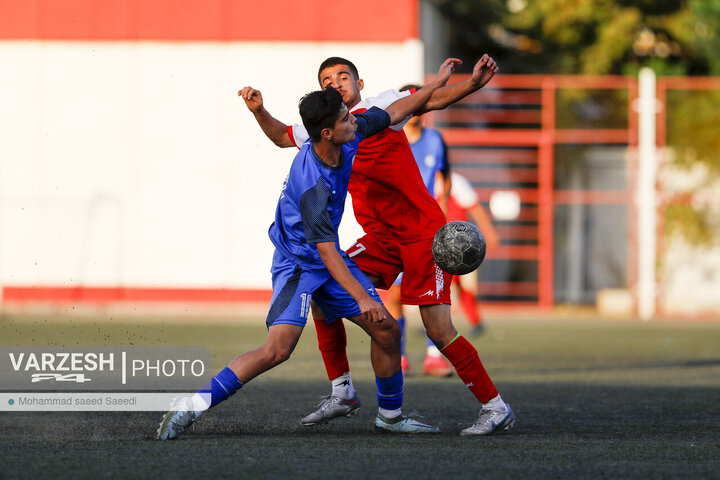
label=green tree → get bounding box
[429,0,720,76]
[428,0,720,245]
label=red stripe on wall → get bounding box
[0,0,419,42]
[1,286,391,305]
[2,286,273,304]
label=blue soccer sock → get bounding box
[195,367,243,413]
[376,370,403,416]
[398,316,406,356]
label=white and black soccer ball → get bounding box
[432,221,486,275]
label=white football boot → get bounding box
[373,413,441,434]
[460,404,516,436]
[300,393,361,425]
[157,397,196,440]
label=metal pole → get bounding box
[538,78,555,310]
[637,67,657,320]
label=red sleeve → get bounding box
[287,125,298,148]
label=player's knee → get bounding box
[388,319,401,342]
[425,326,440,344]
[459,273,476,292]
[272,349,293,366]
[374,319,401,350]
[425,324,454,348]
[263,344,293,366]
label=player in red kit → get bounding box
[239,54,515,435]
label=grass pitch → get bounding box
[1,312,718,479]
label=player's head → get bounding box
[400,84,423,129]
[318,57,364,109]
[299,87,357,144]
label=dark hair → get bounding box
[317,57,359,85]
[400,84,420,92]
[299,87,345,142]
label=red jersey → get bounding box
[289,89,446,243]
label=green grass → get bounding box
[1,313,719,479]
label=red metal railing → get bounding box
[426,74,639,310]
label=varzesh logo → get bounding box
[2,347,211,390]
[9,352,114,384]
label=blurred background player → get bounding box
[435,171,500,336]
[388,86,454,376]
[241,54,516,436]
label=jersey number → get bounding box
[300,293,311,319]
[348,243,366,258]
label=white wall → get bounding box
[0,40,424,289]
[660,161,720,315]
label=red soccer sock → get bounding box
[314,317,350,380]
[459,288,481,326]
[441,335,498,403]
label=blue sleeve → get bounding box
[354,106,391,141]
[299,178,337,244]
[439,131,450,176]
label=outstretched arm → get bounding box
[238,86,294,148]
[419,54,499,113]
[316,242,387,323]
[384,58,461,125]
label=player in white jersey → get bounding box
[436,171,500,335]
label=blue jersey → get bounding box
[269,107,391,269]
[409,128,448,194]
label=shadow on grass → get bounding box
[509,357,720,375]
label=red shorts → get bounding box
[346,232,451,306]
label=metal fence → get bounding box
[427,73,720,316]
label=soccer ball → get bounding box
[432,221,486,275]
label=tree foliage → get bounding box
[429,0,720,76]
[429,0,720,245]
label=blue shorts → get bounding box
[266,250,382,328]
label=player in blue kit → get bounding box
[401,85,451,204]
[157,59,459,440]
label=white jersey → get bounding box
[436,171,478,209]
[288,89,413,146]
